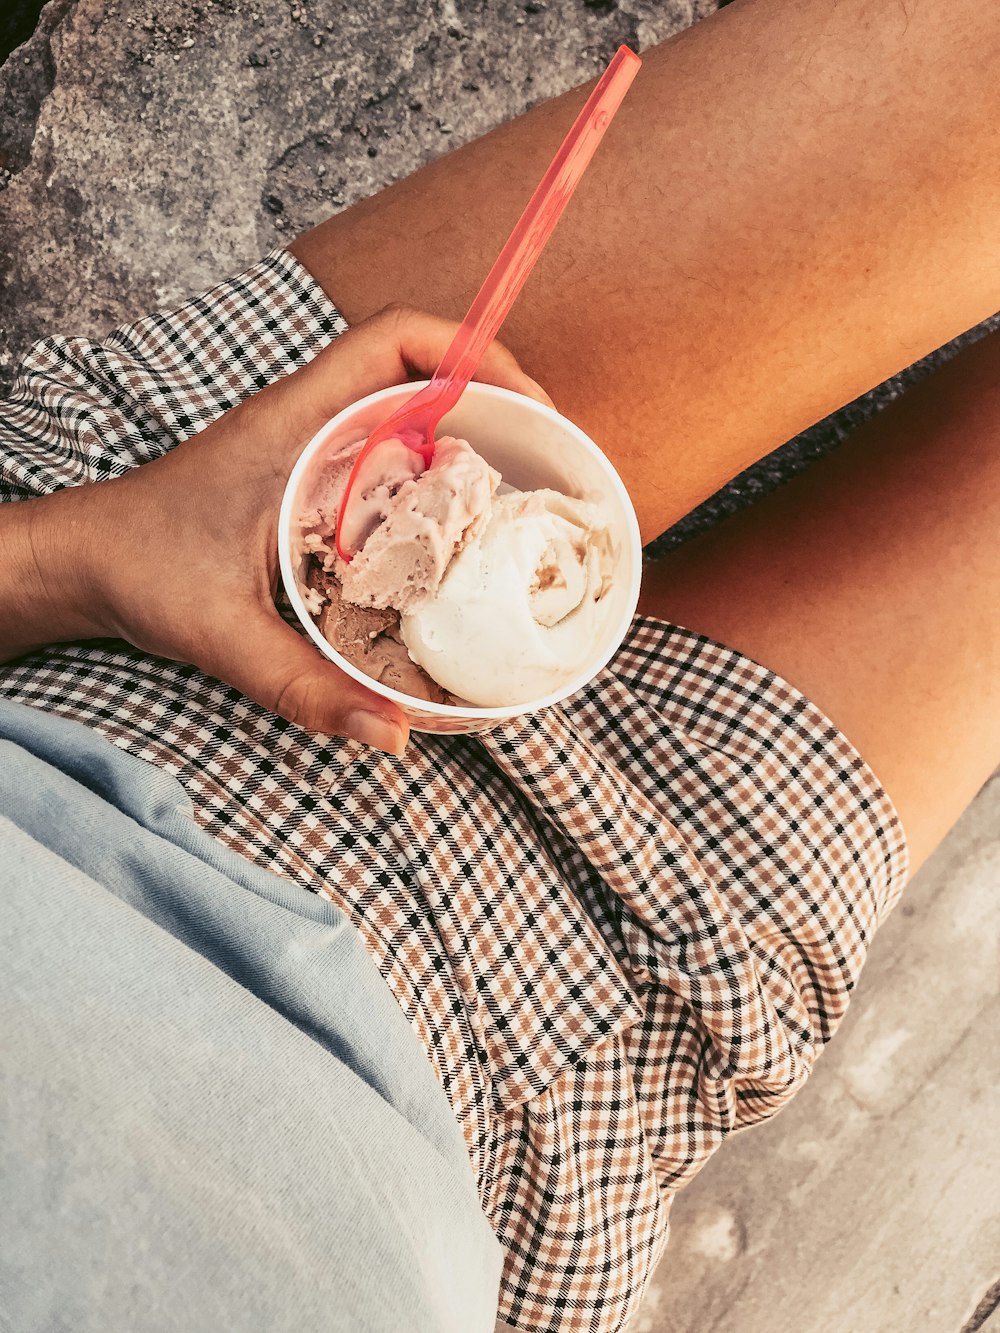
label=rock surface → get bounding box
[1,4,998,1331]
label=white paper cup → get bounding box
[278,380,642,735]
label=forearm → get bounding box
[0,488,108,663]
[0,306,545,752]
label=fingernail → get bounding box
[344,710,407,757]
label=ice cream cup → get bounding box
[278,380,643,735]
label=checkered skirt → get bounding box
[0,250,909,1333]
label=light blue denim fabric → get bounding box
[0,699,502,1332]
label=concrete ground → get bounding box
[1,2,998,1329]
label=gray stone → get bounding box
[0,0,71,176]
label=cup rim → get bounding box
[278,379,643,719]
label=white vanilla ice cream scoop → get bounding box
[400,488,614,706]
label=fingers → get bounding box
[475,339,556,411]
[261,303,554,446]
[373,304,557,409]
[208,607,409,757]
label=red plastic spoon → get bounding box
[335,44,641,561]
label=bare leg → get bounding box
[639,328,1000,876]
[288,0,1000,870]
[292,0,1000,542]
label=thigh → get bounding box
[291,0,1000,543]
[638,329,1000,875]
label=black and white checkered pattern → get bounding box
[0,251,908,1333]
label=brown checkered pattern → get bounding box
[0,251,909,1332]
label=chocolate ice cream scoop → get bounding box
[305,564,449,706]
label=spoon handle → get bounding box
[333,45,640,563]
[429,45,641,414]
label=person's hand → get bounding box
[7,305,552,755]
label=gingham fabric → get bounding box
[0,250,909,1333]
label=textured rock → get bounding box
[0,0,50,68]
[0,0,71,177]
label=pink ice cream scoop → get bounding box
[337,436,499,615]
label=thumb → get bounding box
[212,608,409,757]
